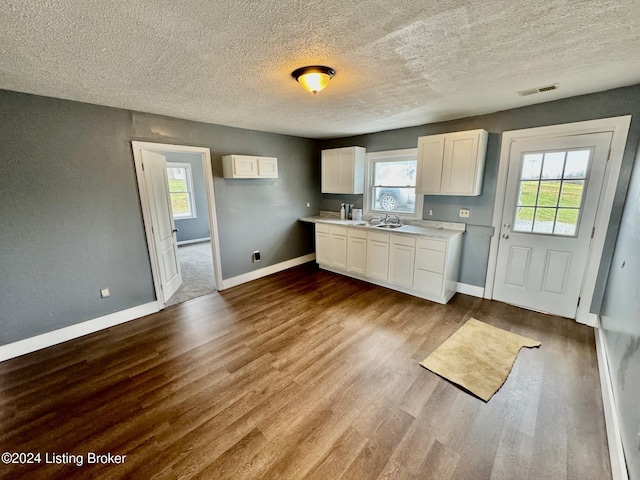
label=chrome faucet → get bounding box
[370,215,382,224]
[384,214,401,224]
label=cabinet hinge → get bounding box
[577,297,581,307]
[142,162,145,171]
[607,149,611,162]
[591,227,595,239]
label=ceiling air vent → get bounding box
[518,84,559,96]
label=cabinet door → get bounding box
[330,230,348,270]
[234,156,258,177]
[321,150,339,193]
[416,135,445,194]
[389,243,415,287]
[366,240,389,281]
[441,131,480,194]
[315,230,330,265]
[257,157,278,178]
[347,236,367,274]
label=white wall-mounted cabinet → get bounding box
[314,223,462,304]
[321,146,366,194]
[222,155,278,178]
[416,129,488,196]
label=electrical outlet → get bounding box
[428,209,433,216]
[252,251,261,263]
[306,202,310,208]
[100,288,110,298]
[459,208,470,218]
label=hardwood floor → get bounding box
[0,263,611,479]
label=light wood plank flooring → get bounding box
[0,263,611,479]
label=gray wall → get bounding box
[320,85,640,300]
[164,152,211,243]
[600,137,640,480]
[0,89,320,346]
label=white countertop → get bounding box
[299,216,464,239]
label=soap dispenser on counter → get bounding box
[340,203,346,220]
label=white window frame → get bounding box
[166,162,197,219]
[364,148,423,220]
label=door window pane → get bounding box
[541,152,566,179]
[537,181,561,207]
[564,150,589,178]
[515,207,535,232]
[518,181,539,206]
[521,153,543,180]
[512,148,591,237]
[554,209,579,236]
[533,208,556,233]
[559,180,584,208]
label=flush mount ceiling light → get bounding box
[291,65,335,94]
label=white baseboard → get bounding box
[221,253,316,290]
[0,302,159,363]
[595,323,629,480]
[456,282,485,298]
[177,237,211,246]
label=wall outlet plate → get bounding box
[100,288,110,298]
[252,251,261,263]
[459,208,470,218]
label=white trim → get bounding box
[364,149,423,220]
[221,254,316,290]
[177,237,211,246]
[595,324,629,480]
[131,141,224,309]
[0,302,159,362]
[456,282,485,298]
[485,116,632,325]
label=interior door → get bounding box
[493,132,612,318]
[141,150,183,303]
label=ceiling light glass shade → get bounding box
[291,66,335,94]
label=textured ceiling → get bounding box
[2,0,640,139]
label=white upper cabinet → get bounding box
[321,146,366,194]
[222,155,278,178]
[416,129,488,196]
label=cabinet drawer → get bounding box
[368,231,390,243]
[316,223,330,234]
[417,238,446,252]
[391,235,416,247]
[414,269,444,294]
[348,228,368,239]
[330,226,347,236]
[416,248,446,273]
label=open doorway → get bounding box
[131,141,223,310]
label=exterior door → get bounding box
[141,150,183,303]
[493,132,612,318]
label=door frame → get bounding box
[484,116,631,326]
[132,141,223,310]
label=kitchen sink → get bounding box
[374,223,403,229]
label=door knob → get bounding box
[172,228,179,234]
[502,234,509,239]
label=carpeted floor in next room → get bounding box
[164,241,215,307]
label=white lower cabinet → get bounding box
[315,224,461,304]
[329,226,348,270]
[389,235,416,287]
[366,231,390,281]
[347,228,367,274]
[315,224,330,265]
